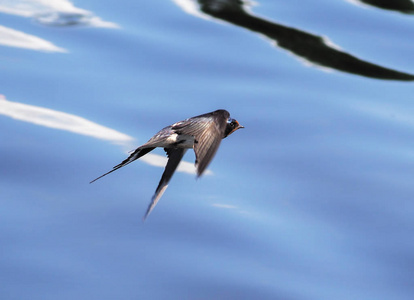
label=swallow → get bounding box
[90,109,244,220]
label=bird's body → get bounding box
[90,109,243,220]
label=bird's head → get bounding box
[224,118,244,138]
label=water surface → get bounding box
[1,1,414,299]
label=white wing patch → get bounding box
[166,133,179,143]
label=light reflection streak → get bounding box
[212,203,237,209]
[0,95,201,175]
[0,25,67,52]
[0,0,118,52]
[0,0,119,28]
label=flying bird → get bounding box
[90,109,244,220]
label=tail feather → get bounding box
[90,147,155,183]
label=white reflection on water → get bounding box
[172,0,210,20]
[0,0,119,28]
[211,203,237,209]
[141,153,206,175]
[0,0,118,52]
[0,25,66,52]
[0,95,132,144]
[0,95,201,175]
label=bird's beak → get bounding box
[238,125,245,129]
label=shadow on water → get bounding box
[348,0,414,14]
[175,0,414,81]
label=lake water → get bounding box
[1,1,414,299]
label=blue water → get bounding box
[1,1,414,299]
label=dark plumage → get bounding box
[90,109,243,220]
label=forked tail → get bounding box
[90,147,155,183]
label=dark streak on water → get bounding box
[198,0,414,80]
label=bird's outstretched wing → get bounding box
[172,110,228,176]
[143,148,187,220]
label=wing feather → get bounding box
[172,110,229,176]
[143,148,187,220]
